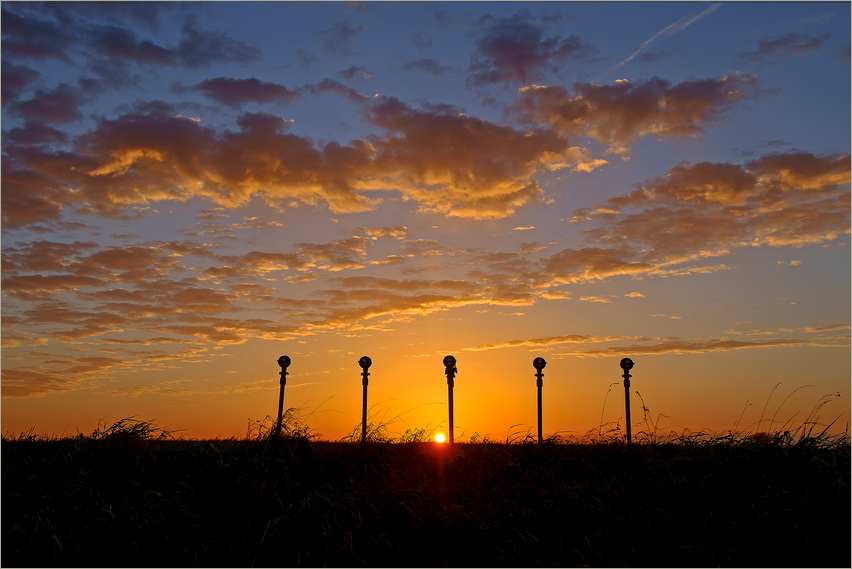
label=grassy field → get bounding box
[2,415,849,568]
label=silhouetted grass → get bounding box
[3,407,849,568]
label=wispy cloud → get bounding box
[738,32,831,63]
[594,3,722,82]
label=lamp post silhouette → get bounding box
[275,355,291,437]
[620,358,634,445]
[443,355,457,443]
[533,357,547,443]
[358,356,372,443]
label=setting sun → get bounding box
[435,434,446,443]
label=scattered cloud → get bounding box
[401,58,454,76]
[319,21,364,55]
[737,32,831,63]
[462,330,848,357]
[574,337,839,357]
[468,15,594,87]
[183,77,301,108]
[338,65,373,80]
[464,333,628,351]
[0,7,77,62]
[513,74,763,156]
[1,61,41,106]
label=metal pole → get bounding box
[533,358,547,443]
[443,355,457,443]
[276,356,291,436]
[620,358,634,445]
[358,356,371,443]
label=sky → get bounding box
[2,1,850,441]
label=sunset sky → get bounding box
[2,1,850,441]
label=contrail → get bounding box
[594,3,722,82]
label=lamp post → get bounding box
[443,355,457,443]
[620,358,634,445]
[358,356,372,443]
[533,357,547,443]
[275,355,291,437]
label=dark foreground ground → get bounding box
[2,435,850,567]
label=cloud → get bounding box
[302,79,369,104]
[338,65,373,80]
[513,74,761,156]
[1,368,89,398]
[1,61,41,106]
[541,247,655,283]
[371,255,406,266]
[575,337,832,357]
[0,7,77,62]
[567,152,850,271]
[738,32,831,63]
[7,83,86,124]
[294,48,318,69]
[462,330,847,356]
[805,324,851,333]
[3,120,70,146]
[296,237,373,271]
[529,151,849,290]
[400,239,450,258]
[1,105,377,225]
[596,3,721,81]
[1,67,771,230]
[468,16,594,87]
[361,97,573,218]
[3,7,260,72]
[411,32,433,50]
[518,242,550,254]
[206,251,308,278]
[2,274,109,300]
[625,292,644,298]
[1,354,127,398]
[401,58,454,76]
[319,21,364,55]
[87,24,177,65]
[186,77,301,108]
[352,225,410,240]
[0,232,547,361]
[176,17,262,68]
[464,333,628,351]
[334,276,480,294]
[2,240,99,274]
[580,296,612,303]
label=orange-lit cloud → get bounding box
[513,74,762,155]
[580,296,612,303]
[2,95,595,226]
[463,326,849,356]
[573,336,846,357]
[464,333,629,351]
[562,152,850,271]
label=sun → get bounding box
[434,433,445,443]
